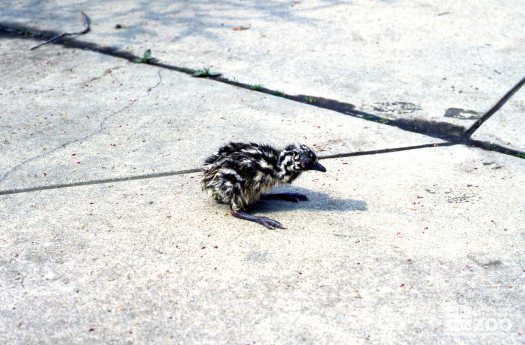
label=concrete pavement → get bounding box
[1,1,524,344]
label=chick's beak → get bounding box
[310,161,326,172]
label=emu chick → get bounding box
[202,142,326,229]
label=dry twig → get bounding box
[31,11,91,50]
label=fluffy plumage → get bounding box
[202,142,326,229]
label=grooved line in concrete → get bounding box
[0,143,455,196]
[318,142,456,159]
[0,168,201,196]
[464,76,525,137]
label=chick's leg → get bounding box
[231,210,285,230]
[261,192,308,202]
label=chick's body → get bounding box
[202,142,326,229]
[202,142,295,211]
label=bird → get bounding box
[201,142,326,229]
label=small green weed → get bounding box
[17,29,34,37]
[274,90,285,97]
[378,118,389,124]
[304,96,316,103]
[252,84,264,91]
[516,153,525,159]
[134,49,156,64]
[193,67,222,78]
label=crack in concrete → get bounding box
[468,139,525,158]
[76,65,122,86]
[319,142,457,159]
[0,99,138,185]
[147,70,163,95]
[0,168,201,196]
[0,143,452,196]
[0,63,164,186]
[463,76,525,137]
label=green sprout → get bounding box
[17,29,34,37]
[134,49,156,64]
[304,96,316,103]
[193,67,222,78]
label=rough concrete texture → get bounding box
[472,87,525,152]
[0,38,442,192]
[1,146,524,344]
[1,0,524,131]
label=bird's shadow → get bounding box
[247,186,367,213]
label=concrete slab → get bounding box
[1,0,524,134]
[472,87,525,153]
[1,145,524,344]
[0,38,441,192]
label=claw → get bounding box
[231,210,286,229]
[259,217,285,229]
